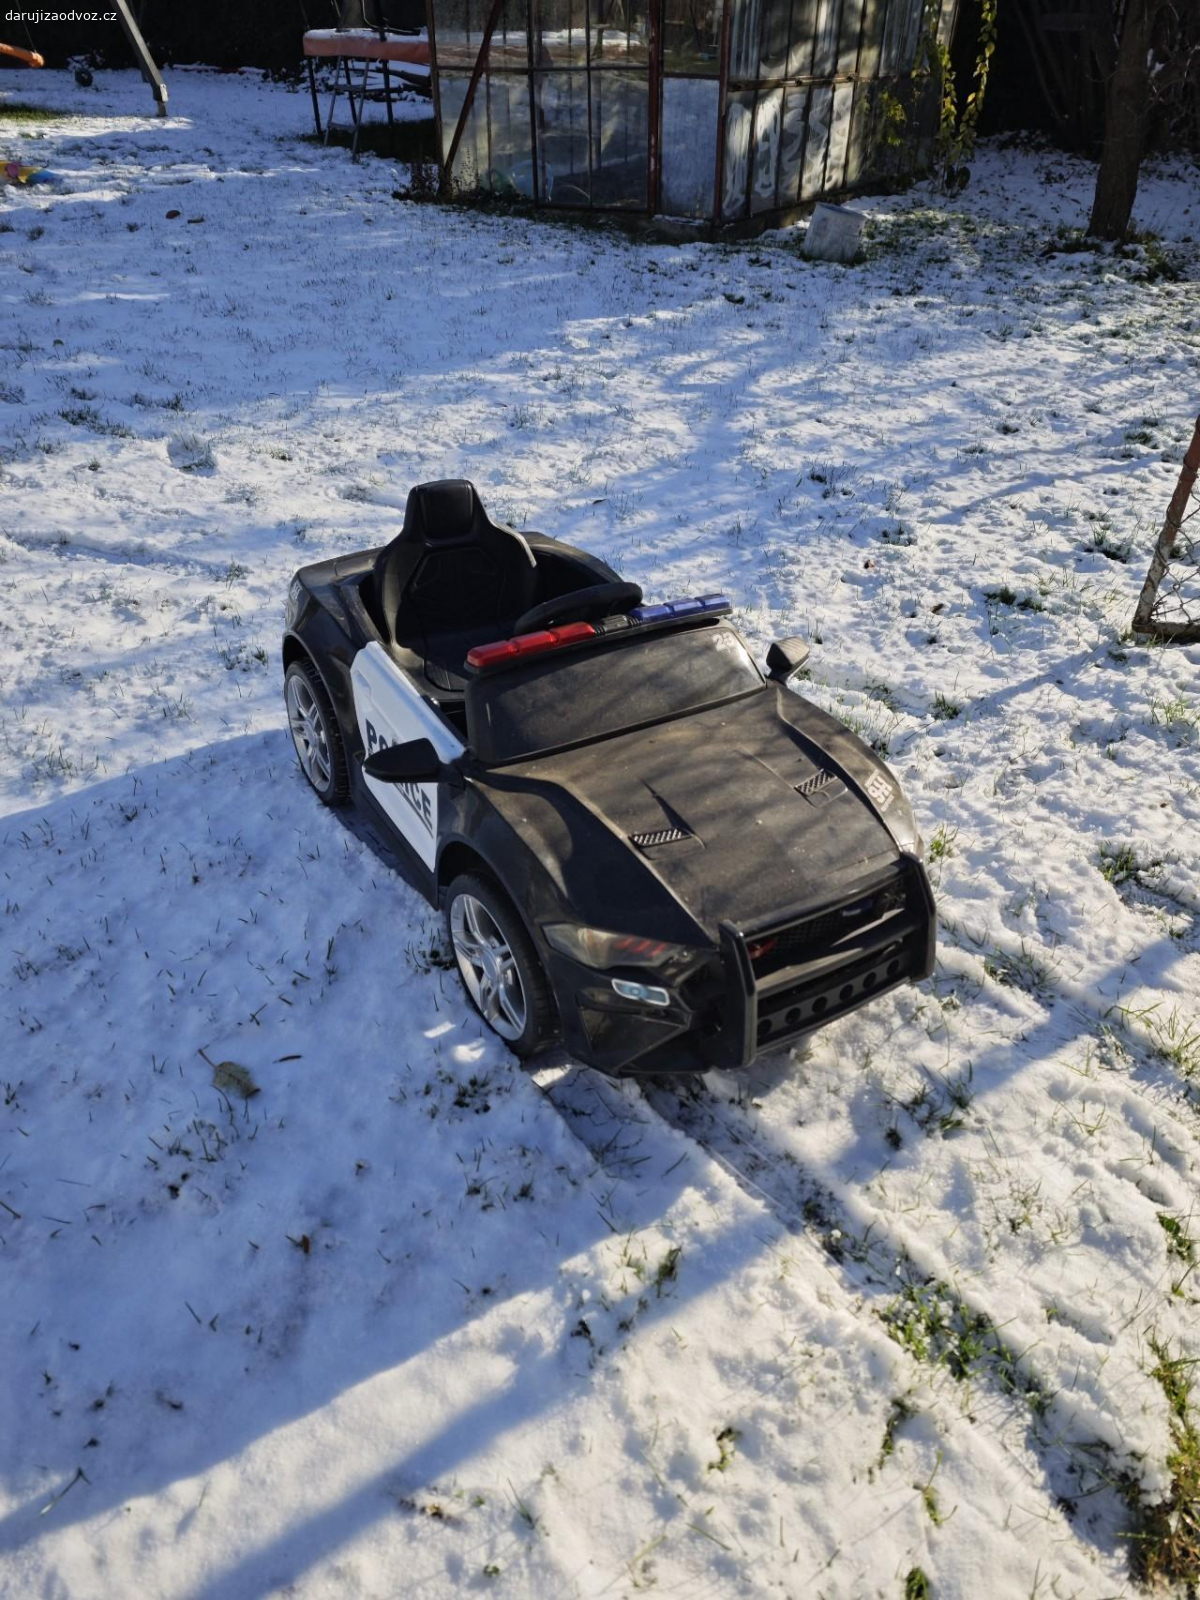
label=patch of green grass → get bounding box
[1119,999,1200,1077]
[1131,1338,1200,1590]
[1085,519,1134,563]
[1158,1212,1195,1266]
[654,1244,682,1297]
[866,680,900,712]
[1146,1008,1200,1077]
[1097,841,1161,887]
[838,707,894,757]
[916,1454,955,1526]
[880,1396,915,1465]
[930,692,961,721]
[1045,223,1183,282]
[983,941,1055,998]
[58,405,133,438]
[904,1569,931,1600]
[0,101,69,124]
[927,823,956,862]
[1150,694,1198,744]
[984,585,1045,613]
[707,1425,740,1472]
[882,1275,1045,1411]
[506,1477,539,1532]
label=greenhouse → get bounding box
[428,0,958,223]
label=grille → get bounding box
[631,826,691,849]
[747,874,908,976]
[795,769,838,798]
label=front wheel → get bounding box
[284,659,349,806]
[445,873,559,1058]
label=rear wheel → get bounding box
[285,659,349,806]
[446,873,558,1058]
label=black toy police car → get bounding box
[283,479,935,1075]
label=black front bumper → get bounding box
[708,854,936,1069]
[550,855,936,1076]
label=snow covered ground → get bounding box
[2,67,1199,1599]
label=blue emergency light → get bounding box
[629,593,731,624]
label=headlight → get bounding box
[886,795,922,858]
[542,923,695,970]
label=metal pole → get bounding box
[647,0,661,213]
[1132,414,1200,642]
[113,0,168,115]
[712,0,735,221]
[307,55,323,136]
[426,0,446,181]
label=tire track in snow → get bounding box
[531,1060,1132,1569]
[0,527,235,581]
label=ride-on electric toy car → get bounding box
[283,480,935,1075]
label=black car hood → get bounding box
[491,689,899,938]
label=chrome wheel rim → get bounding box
[450,893,527,1042]
[286,674,332,792]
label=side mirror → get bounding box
[362,737,443,784]
[766,637,810,681]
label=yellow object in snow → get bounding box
[3,161,52,185]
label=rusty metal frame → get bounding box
[1132,416,1200,643]
[647,0,662,214]
[439,0,509,193]
[425,0,445,163]
[526,0,543,201]
[711,0,735,220]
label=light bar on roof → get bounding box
[466,621,597,670]
[465,594,732,672]
[628,593,731,623]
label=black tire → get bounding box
[445,872,559,1059]
[284,658,350,807]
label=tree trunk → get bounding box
[1087,0,1153,239]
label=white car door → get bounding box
[350,642,465,870]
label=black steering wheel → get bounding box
[513,581,643,636]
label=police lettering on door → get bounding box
[365,720,433,836]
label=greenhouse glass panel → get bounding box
[590,0,650,66]
[445,78,492,187]
[534,70,592,202]
[786,0,817,77]
[591,71,649,207]
[837,0,864,74]
[759,0,791,80]
[660,77,718,215]
[776,85,807,208]
[721,89,755,219]
[439,73,472,161]
[661,0,721,72]
[483,74,536,196]
[855,0,884,75]
[810,0,839,76]
[726,0,763,81]
[750,88,784,214]
[435,0,483,68]
[489,0,532,71]
[800,81,832,196]
[842,79,874,187]
[824,80,854,191]
[535,0,589,65]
